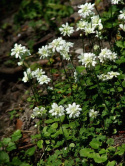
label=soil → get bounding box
[0,0,125,150]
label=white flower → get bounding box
[17,61,23,66]
[49,103,65,117]
[76,20,87,31]
[91,15,103,30]
[118,9,125,20]
[31,107,45,119]
[89,109,98,119]
[107,71,120,78]
[66,102,82,118]
[111,0,122,4]
[78,53,97,68]
[97,71,120,81]
[59,22,74,36]
[11,43,31,59]
[49,37,65,53]
[78,3,95,18]
[98,48,117,63]
[22,71,29,83]
[93,45,99,50]
[84,23,95,35]
[119,24,125,32]
[22,68,32,83]
[49,37,73,54]
[37,75,51,85]
[38,45,51,59]
[32,68,45,78]
[74,71,78,82]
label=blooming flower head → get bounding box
[37,75,51,85]
[66,102,82,118]
[111,0,122,4]
[38,45,51,59]
[59,22,74,36]
[98,48,117,63]
[49,37,73,54]
[31,107,45,119]
[119,24,125,32]
[22,68,32,83]
[49,103,65,118]
[91,15,103,30]
[32,68,45,79]
[49,37,65,53]
[118,9,125,20]
[78,52,97,68]
[84,22,95,35]
[78,3,95,18]
[11,43,31,59]
[97,71,120,81]
[76,20,87,31]
[89,109,99,119]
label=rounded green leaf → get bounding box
[0,151,9,163]
[25,146,36,156]
[11,130,22,142]
[37,140,43,149]
[89,139,102,149]
[106,161,116,166]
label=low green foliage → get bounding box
[1,0,125,165]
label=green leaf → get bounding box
[89,139,102,149]
[25,146,36,156]
[0,151,9,163]
[106,161,116,166]
[11,130,22,142]
[2,138,11,146]
[20,163,31,166]
[37,140,43,149]
[99,148,106,154]
[93,153,107,163]
[51,123,58,129]
[45,119,54,124]
[69,143,75,148]
[12,157,22,165]
[6,142,16,151]
[106,138,114,146]
[80,148,94,157]
[76,66,86,73]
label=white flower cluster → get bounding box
[77,3,103,36]
[78,52,97,68]
[89,109,99,119]
[32,68,50,85]
[111,0,123,4]
[38,45,51,59]
[119,9,125,20]
[118,9,125,32]
[98,48,117,63]
[119,24,125,32]
[49,103,65,118]
[74,71,78,82]
[97,71,120,81]
[59,22,74,36]
[49,102,82,118]
[22,68,51,84]
[31,107,46,119]
[11,43,31,59]
[66,102,82,118]
[78,3,94,18]
[38,37,73,60]
[22,68,32,83]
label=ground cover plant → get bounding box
[1,0,125,165]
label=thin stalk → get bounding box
[59,116,69,152]
[93,70,110,111]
